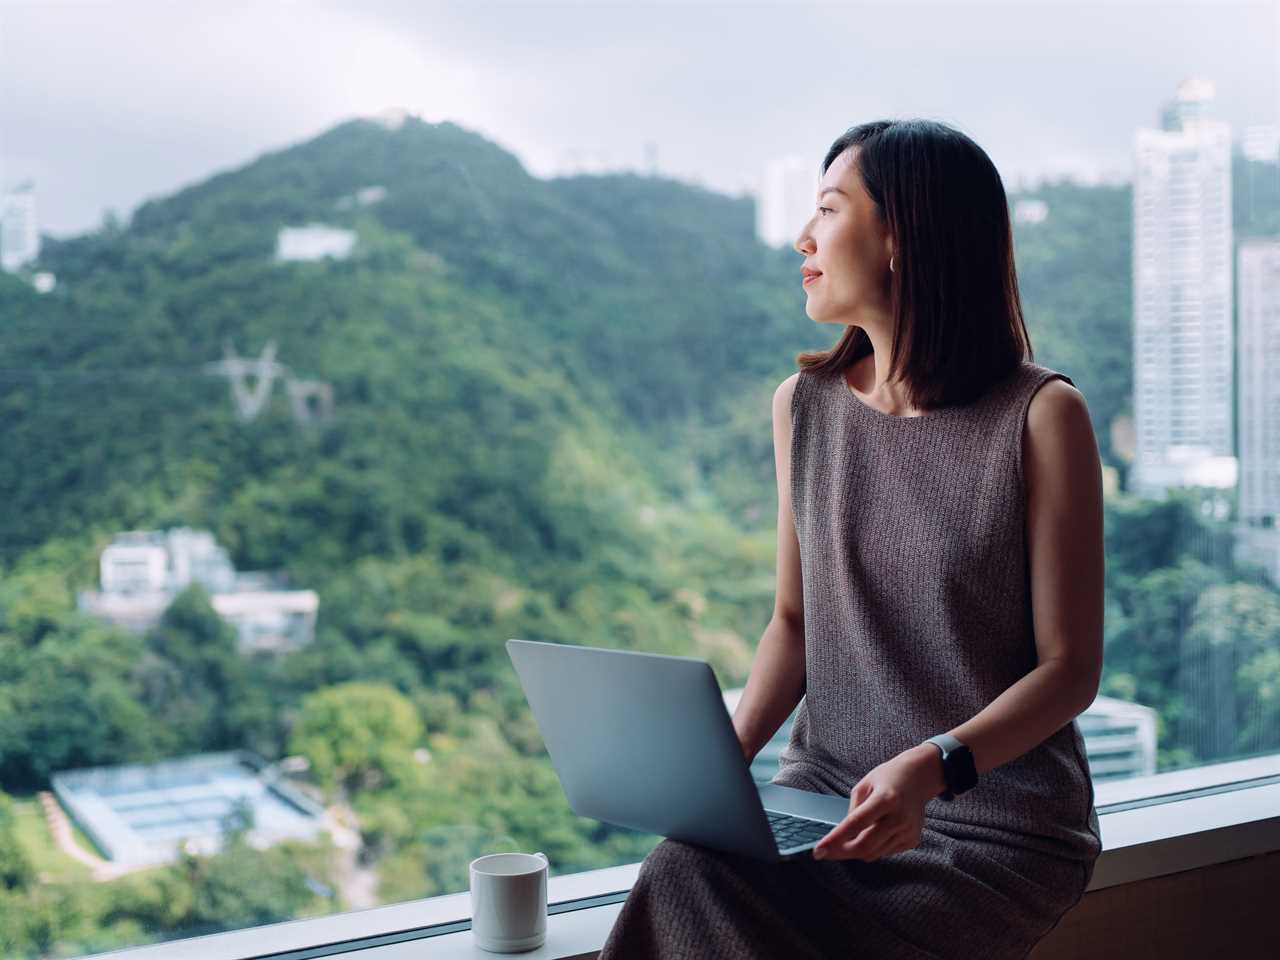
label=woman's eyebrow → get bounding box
[818,186,849,200]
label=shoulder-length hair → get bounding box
[797,119,1035,410]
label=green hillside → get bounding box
[1,116,1278,957]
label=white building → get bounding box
[1234,240,1280,583]
[1074,695,1159,781]
[334,185,387,210]
[274,224,356,262]
[756,154,820,250]
[77,527,318,652]
[1241,124,1280,164]
[51,751,327,868]
[1013,199,1050,225]
[1130,78,1236,498]
[1,181,40,272]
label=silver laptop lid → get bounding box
[506,638,776,859]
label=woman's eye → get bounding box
[818,206,833,216]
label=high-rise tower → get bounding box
[1131,78,1236,497]
[0,181,40,272]
[756,154,819,250]
[1235,240,1280,582]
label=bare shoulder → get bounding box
[1024,376,1098,487]
[1026,376,1090,437]
[773,371,802,409]
[772,372,802,430]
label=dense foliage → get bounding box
[0,117,1277,957]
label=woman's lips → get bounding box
[803,273,822,285]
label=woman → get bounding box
[598,119,1104,959]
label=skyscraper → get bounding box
[1235,240,1280,583]
[0,181,40,272]
[756,154,818,250]
[1130,78,1236,498]
[1241,124,1280,164]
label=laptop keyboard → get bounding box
[765,810,832,851]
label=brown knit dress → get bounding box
[597,359,1102,960]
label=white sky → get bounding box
[1,0,1277,236]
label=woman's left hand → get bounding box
[812,744,944,862]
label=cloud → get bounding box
[1,1,1275,235]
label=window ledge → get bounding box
[81,754,1280,960]
[1085,752,1280,889]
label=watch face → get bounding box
[945,744,978,794]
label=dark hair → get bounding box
[796,119,1034,411]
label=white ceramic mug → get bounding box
[469,851,549,953]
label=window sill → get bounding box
[82,754,1280,960]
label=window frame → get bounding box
[79,752,1280,960]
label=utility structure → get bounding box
[203,339,334,426]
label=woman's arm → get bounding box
[908,376,1105,782]
[734,617,806,762]
[732,373,807,763]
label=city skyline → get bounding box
[1,0,1277,237]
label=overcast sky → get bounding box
[2,0,1277,237]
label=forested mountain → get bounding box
[1,116,1277,957]
[0,115,1178,570]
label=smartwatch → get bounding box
[924,733,977,801]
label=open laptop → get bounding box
[506,638,849,861]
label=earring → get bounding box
[889,255,895,273]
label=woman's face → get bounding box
[793,147,895,326]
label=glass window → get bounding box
[0,3,1276,958]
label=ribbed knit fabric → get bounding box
[597,359,1102,960]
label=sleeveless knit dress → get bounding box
[597,359,1102,960]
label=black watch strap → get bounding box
[924,733,978,801]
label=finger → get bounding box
[816,824,896,861]
[816,812,880,853]
[817,792,895,852]
[833,823,904,861]
[850,779,874,807]
[833,789,893,840]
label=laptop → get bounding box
[506,638,849,861]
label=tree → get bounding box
[0,793,34,891]
[141,585,252,752]
[178,836,321,935]
[1180,583,1280,761]
[0,622,156,788]
[289,682,422,798]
